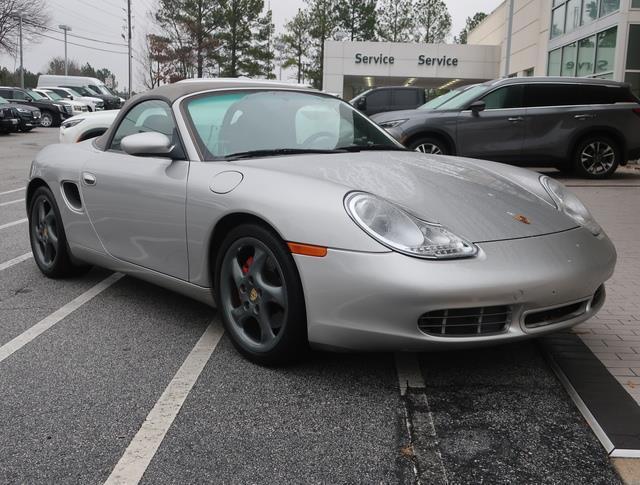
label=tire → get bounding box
[28,186,90,278]
[408,136,450,155]
[214,223,307,365]
[573,135,620,179]
[39,111,54,128]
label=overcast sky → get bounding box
[0,0,503,91]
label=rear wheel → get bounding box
[573,135,620,179]
[28,187,89,278]
[214,223,307,365]
[39,111,54,128]
[409,136,450,155]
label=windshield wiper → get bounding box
[336,144,409,152]
[224,148,345,160]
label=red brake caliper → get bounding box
[242,256,254,275]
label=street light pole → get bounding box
[127,0,132,96]
[18,16,24,88]
[504,0,514,77]
[59,25,72,75]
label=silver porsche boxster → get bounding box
[27,79,616,364]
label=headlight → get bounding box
[540,176,601,236]
[344,192,477,259]
[377,119,408,129]
[16,107,29,113]
[61,118,84,129]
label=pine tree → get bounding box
[248,8,276,78]
[376,0,414,42]
[455,12,487,44]
[413,0,452,44]
[277,9,312,83]
[305,0,338,89]
[336,0,376,41]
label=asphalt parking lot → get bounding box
[0,128,631,484]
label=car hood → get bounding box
[238,151,576,243]
[371,109,455,123]
[8,102,39,112]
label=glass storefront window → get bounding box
[577,36,596,76]
[562,43,578,76]
[599,0,619,16]
[595,27,617,74]
[551,6,566,38]
[627,25,640,70]
[565,0,580,32]
[625,72,640,97]
[581,0,599,25]
[633,0,640,8]
[548,49,562,75]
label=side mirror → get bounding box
[121,132,175,158]
[356,97,367,111]
[468,100,486,113]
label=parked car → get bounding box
[34,88,89,116]
[0,87,70,128]
[38,75,123,110]
[0,93,41,131]
[40,86,104,112]
[59,110,118,143]
[27,79,615,364]
[372,77,640,179]
[350,86,429,116]
[0,96,20,134]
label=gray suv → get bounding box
[371,77,640,178]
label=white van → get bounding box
[37,75,124,110]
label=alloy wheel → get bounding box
[40,113,53,128]
[415,143,443,154]
[31,196,59,267]
[219,237,288,352]
[580,141,615,176]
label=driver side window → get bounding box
[110,100,177,152]
[480,86,524,110]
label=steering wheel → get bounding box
[301,132,335,148]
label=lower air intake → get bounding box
[418,305,511,336]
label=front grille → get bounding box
[418,305,511,336]
[64,104,73,115]
[524,300,587,328]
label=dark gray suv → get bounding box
[372,77,640,178]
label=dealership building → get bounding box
[323,0,640,99]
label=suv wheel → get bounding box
[40,111,54,128]
[409,136,449,155]
[573,136,620,179]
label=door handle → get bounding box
[508,116,524,123]
[574,114,595,120]
[82,172,96,186]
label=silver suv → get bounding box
[372,77,640,178]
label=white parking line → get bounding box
[0,252,32,272]
[0,187,25,196]
[104,322,224,485]
[0,218,28,230]
[0,198,24,207]
[0,273,124,364]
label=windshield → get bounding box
[184,90,400,160]
[420,87,471,110]
[434,85,491,111]
[43,91,63,101]
[70,87,90,96]
[27,90,46,100]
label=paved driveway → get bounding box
[0,129,622,484]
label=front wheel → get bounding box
[28,187,89,278]
[408,136,450,155]
[39,111,54,128]
[214,224,307,365]
[573,136,620,179]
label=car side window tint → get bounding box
[12,90,28,101]
[392,89,418,107]
[110,100,178,152]
[366,90,391,109]
[481,86,524,109]
[524,84,583,107]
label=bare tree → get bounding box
[0,0,49,55]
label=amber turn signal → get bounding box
[287,242,328,257]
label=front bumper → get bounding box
[0,118,19,132]
[295,227,616,351]
[16,112,41,129]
